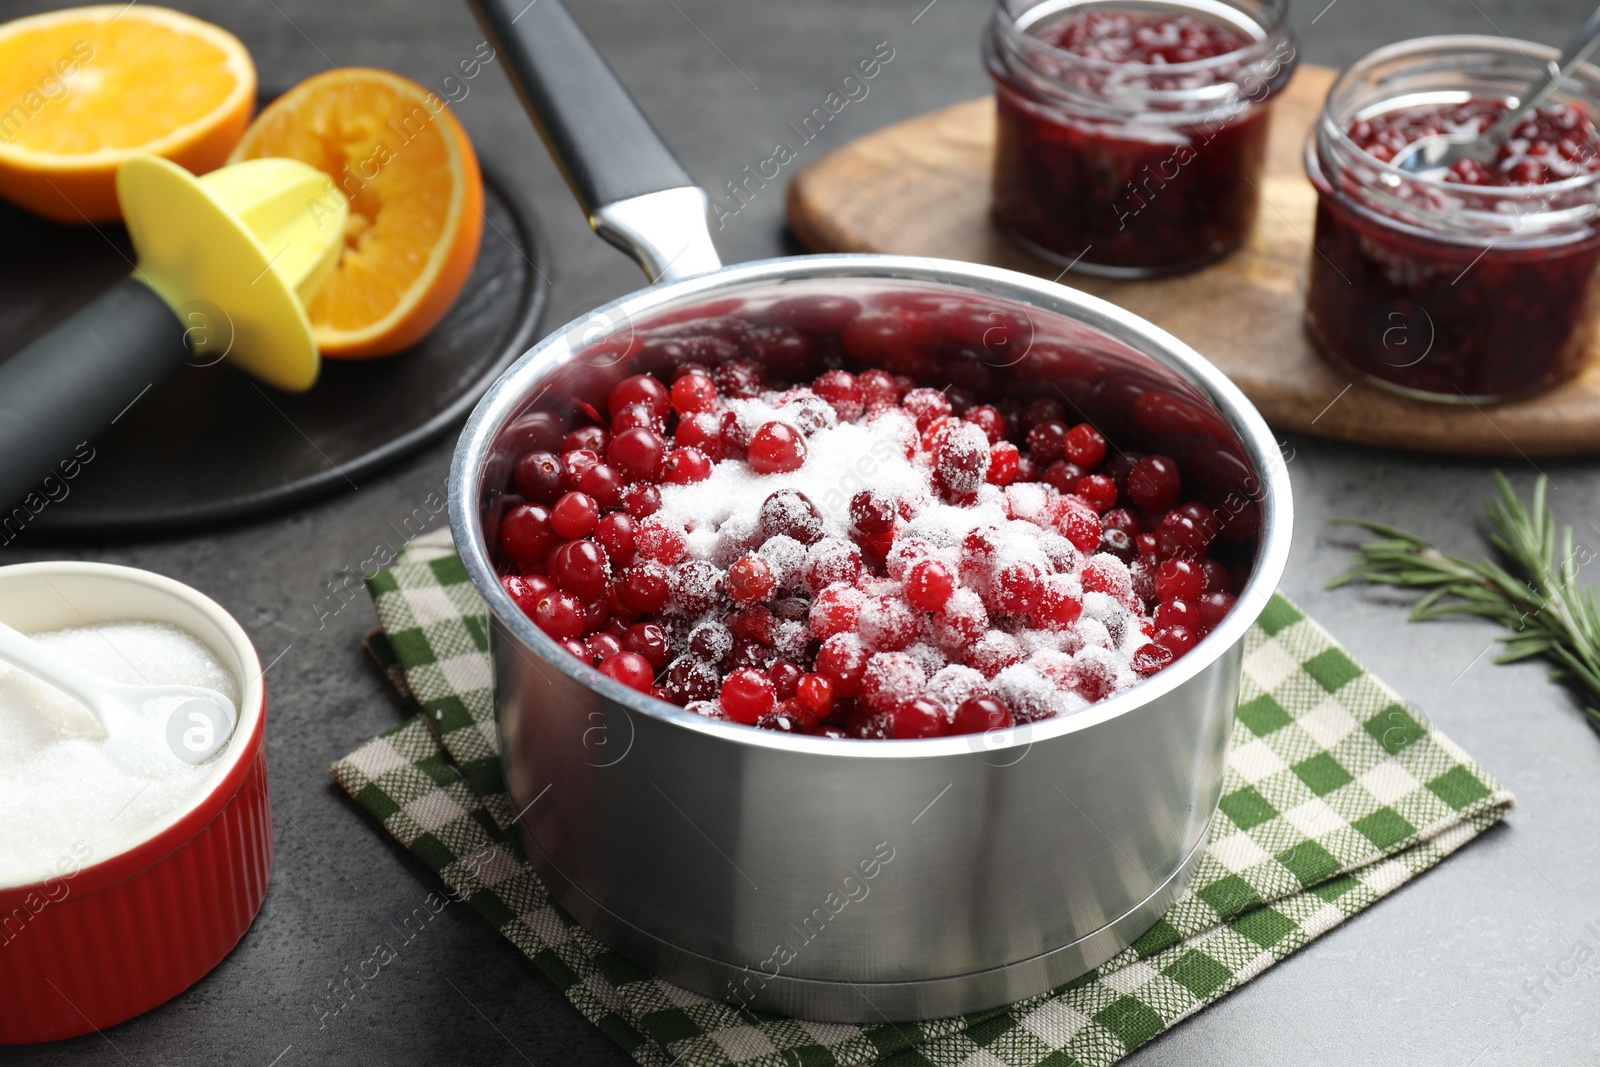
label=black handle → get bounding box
[0,277,189,511]
[468,0,698,215]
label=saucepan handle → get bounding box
[467,0,722,282]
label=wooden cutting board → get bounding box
[787,64,1600,457]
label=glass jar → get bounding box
[1305,37,1600,402]
[984,0,1297,277]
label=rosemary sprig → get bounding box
[1328,472,1600,725]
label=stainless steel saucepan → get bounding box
[452,0,1292,1022]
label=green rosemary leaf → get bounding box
[1330,473,1600,722]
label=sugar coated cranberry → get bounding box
[513,451,565,504]
[1127,455,1182,510]
[952,695,1013,734]
[500,504,555,565]
[905,559,955,611]
[848,490,896,535]
[964,404,1006,444]
[669,373,717,415]
[634,518,688,564]
[816,633,868,696]
[727,554,777,605]
[747,422,807,474]
[609,373,670,420]
[550,491,599,539]
[812,369,865,421]
[757,488,824,545]
[622,483,661,518]
[532,590,585,640]
[599,651,655,692]
[721,668,776,724]
[663,446,712,484]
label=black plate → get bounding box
[0,160,546,538]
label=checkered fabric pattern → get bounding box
[333,529,1513,1067]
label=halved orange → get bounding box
[230,68,484,358]
[0,5,255,222]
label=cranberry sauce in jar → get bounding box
[1304,38,1600,402]
[984,0,1297,277]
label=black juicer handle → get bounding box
[0,277,190,512]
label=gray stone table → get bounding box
[4,0,1598,1064]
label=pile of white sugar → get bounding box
[0,621,240,885]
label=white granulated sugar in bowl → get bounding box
[0,621,240,883]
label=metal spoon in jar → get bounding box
[1391,4,1600,175]
[0,620,237,764]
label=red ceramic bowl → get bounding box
[0,562,271,1044]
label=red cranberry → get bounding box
[561,637,592,663]
[550,539,609,600]
[532,590,585,640]
[905,559,955,611]
[812,369,865,421]
[664,656,719,703]
[500,504,556,565]
[1073,474,1118,513]
[501,573,553,615]
[1099,527,1135,562]
[623,622,671,670]
[1131,643,1175,674]
[622,483,661,519]
[1154,598,1200,632]
[572,463,623,509]
[1063,423,1108,468]
[1042,460,1088,494]
[902,388,953,432]
[663,446,713,484]
[669,373,716,415]
[727,554,777,605]
[1155,625,1198,657]
[619,560,671,613]
[857,368,901,410]
[1155,558,1204,602]
[1197,591,1236,630]
[891,697,948,739]
[610,402,662,435]
[586,632,623,663]
[747,422,807,475]
[721,668,776,724]
[1156,506,1217,560]
[608,427,666,483]
[769,660,802,700]
[816,633,868,696]
[986,441,1020,486]
[550,491,599,539]
[808,585,863,639]
[1201,559,1231,593]
[952,695,1013,734]
[795,673,834,719]
[598,650,655,693]
[1127,455,1181,510]
[608,373,670,420]
[562,426,608,455]
[712,359,764,399]
[1055,498,1103,552]
[595,512,635,561]
[1026,420,1068,464]
[674,411,725,461]
[1103,508,1141,534]
[1022,397,1067,430]
[513,451,565,504]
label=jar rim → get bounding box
[1320,34,1600,199]
[988,0,1296,113]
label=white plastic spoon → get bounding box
[0,619,237,764]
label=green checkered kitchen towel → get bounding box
[332,528,1514,1067]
